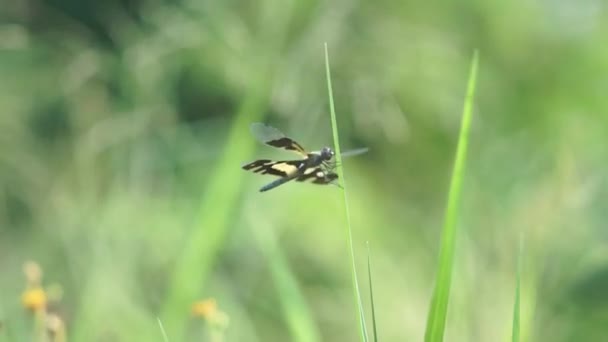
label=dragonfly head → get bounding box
[320,146,334,161]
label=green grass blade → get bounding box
[157,318,169,342]
[324,43,369,342]
[424,50,479,342]
[160,75,271,337]
[512,234,524,342]
[367,242,379,342]
[254,222,321,342]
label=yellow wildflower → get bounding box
[22,286,47,312]
[191,298,217,319]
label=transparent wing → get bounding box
[340,147,369,158]
[250,123,308,157]
[321,147,368,171]
[250,123,287,143]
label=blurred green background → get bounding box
[1,0,607,341]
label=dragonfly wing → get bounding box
[242,159,305,177]
[242,160,338,192]
[340,147,369,158]
[259,173,299,192]
[250,123,308,157]
[296,167,339,185]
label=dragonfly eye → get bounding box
[321,147,334,160]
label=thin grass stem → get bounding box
[324,43,369,342]
[367,242,378,342]
[512,234,524,342]
[157,318,169,342]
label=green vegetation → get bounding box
[512,235,524,342]
[367,242,379,342]
[1,1,607,341]
[325,43,369,342]
[425,50,478,342]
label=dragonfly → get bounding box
[242,122,368,192]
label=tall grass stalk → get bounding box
[157,318,169,342]
[367,242,379,342]
[324,43,369,342]
[161,73,271,336]
[424,50,479,342]
[512,234,524,342]
[253,219,321,342]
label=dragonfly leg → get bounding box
[323,160,341,170]
[330,180,343,189]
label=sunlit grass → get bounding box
[325,43,369,342]
[1,3,602,341]
[512,235,524,342]
[367,242,378,342]
[424,50,479,342]
[160,73,272,336]
[157,318,169,342]
[252,220,321,342]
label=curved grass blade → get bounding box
[367,242,378,342]
[424,50,479,342]
[325,43,369,342]
[157,318,169,342]
[253,220,321,342]
[512,234,524,342]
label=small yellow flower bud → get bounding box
[22,287,47,312]
[191,298,217,319]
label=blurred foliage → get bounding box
[1,0,608,341]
